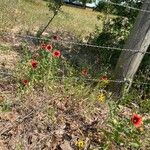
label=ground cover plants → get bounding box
[0,0,150,149]
[0,33,150,149]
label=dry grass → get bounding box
[0,1,150,149]
[0,0,102,37]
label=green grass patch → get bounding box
[0,0,102,37]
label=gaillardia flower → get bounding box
[101,75,109,84]
[131,114,142,128]
[31,60,38,69]
[53,35,59,40]
[82,69,88,76]
[22,79,29,86]
[46,44,53,51]
[52,50,61,58]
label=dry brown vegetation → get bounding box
[0,0,150,150]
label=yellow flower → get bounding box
[76,139,85,148]
[98,93,106,103]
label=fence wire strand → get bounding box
[16,35,150,55]
[0,34,150,86]
[0,0,150,142]
[101,0,150,13]
[0,71,149,86]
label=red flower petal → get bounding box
[22,79,29,86]
[101,76,108,80]
[31,60,38,69]
[46,44,53,51]
[82,69,88,76]
[53,35,59,40]
[52,50,61,58]
[131,114,142,128]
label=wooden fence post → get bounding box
[111,0,150,98]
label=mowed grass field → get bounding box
[0,0,102,37]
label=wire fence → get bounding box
[0,1,150,141]
[0,1,149,86]
[101,0,150,13]
[17,35,150,55]
[18,34,150,86]
[1,33,149,55]
[0,34,150,86]
[0,70,150,86]
[65,0,150,13]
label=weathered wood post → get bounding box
[111,0,150,98]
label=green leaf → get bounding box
[129,142,140,148]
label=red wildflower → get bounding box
[22,79,29,86]
[52,50,61,58]
[131,114,142,128]
[101,76,108,80]
[53,35,59,40]
[46,44,53,51]
[100,75,110,84]
[31,60,38,69]
[82,69,88,76]
[41,43,47,49]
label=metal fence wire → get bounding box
[0,34,150,86]
[0,0,150,140]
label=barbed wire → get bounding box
[0,71,149,85]
[1,34,150,86]
[0,33,150,54]
[0,71,149,136]
[16,35,150,55]
[0,0,150,140]
[101,0,150,13]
